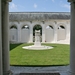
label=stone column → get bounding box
[42,24,45,43]
[0,0,3,75]
[54,23,57,43]
[30,24,33,43]
[70,1,75,75]
[17,23,21,43]
[2,0,11,75]
[66,23,70,42]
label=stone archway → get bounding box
[10,25,18,43]
[21,25,30,43]
[33,24,42,42]
[45,25,54,42]
[57,25,66,41]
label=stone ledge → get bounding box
[20,73,60,75]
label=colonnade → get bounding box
[10,22,69,43]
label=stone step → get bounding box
[20,73,60,75]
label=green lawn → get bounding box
[10,43,70,66]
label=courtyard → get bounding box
[10,43,70,66]
[1,0,75,75]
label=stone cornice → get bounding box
[3,0,12,2]
[68,0,75,2]
[8,0,12,2]
[9,12,70,21]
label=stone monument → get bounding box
[22,30,53,50]
[34,30,41,46]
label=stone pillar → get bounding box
[2,0,11,75]
[0,0,3,75]
[18,23,21,43]
[66,23,70,42]
[42,24,45,43]
[30,24,33,43]
[70,1,75,75]
[54,24,57,43]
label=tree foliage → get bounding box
[33,25,42,36]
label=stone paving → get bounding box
[10,65,71,75]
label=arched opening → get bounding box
[21,25,30,43]
[33,25,42,42]
[46,25,54,29]
[58,25,65,29]
[10,25,18,43]
[45,25,54,42]
[22,25,29,29]
[10,25,17,29]
[57,25,66,41]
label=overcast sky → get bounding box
[9,0,70,12]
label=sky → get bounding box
[9,0,70,12]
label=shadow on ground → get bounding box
[10,64,69,67]
[10,43,22,51]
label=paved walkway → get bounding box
[10,65,71,75]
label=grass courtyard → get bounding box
[10,43,70,66]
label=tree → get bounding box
[33,25,42,36]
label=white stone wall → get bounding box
[9,19,70,44]
[21,29,30,43]
[45,28,54,42]
[57,29,66,41]
[10,28,18,43]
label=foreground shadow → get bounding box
[10,43,22,51]
[10,64,69,67]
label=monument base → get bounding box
[22,45,53,50]
[34,42,41,46]
[22,30,53,50]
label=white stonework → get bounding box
[34,30,41,46]
[22,30,53,50]
[9,12,70,44]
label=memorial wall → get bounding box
[9,12,70,44]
